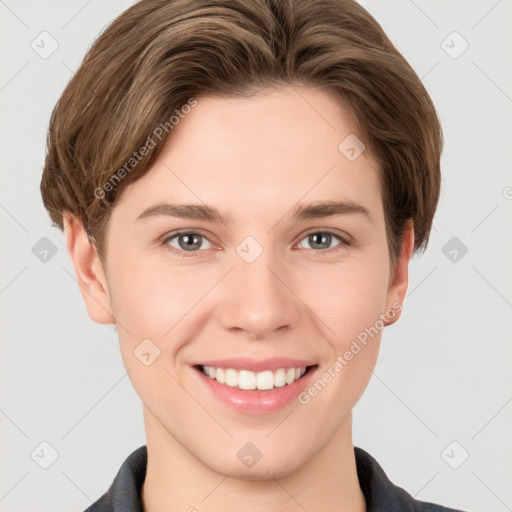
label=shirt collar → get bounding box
[88,444,462,512]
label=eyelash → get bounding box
[161,229,352,258]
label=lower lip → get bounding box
[194,365,318,415]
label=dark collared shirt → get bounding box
[83,445,468,511]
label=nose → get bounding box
[218,250,300,340]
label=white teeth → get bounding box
[225,368,238,387]
[238,370,256,390]
[216,368,226,384]
[256,370,274,390]
[274,368,286,387]
[285,368,295,384]
[200,365,309,390]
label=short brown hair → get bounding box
[40,0,443,270]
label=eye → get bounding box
[163,231,213,256]
[296,230,351,252]
[161,229,351,258]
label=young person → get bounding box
[40,0,468,510]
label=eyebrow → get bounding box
[135,200,373,225]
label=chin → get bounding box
[215,462,301,481]
[198,447,308,481]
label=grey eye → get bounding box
[298,232,343,250]
[166,232,212,252]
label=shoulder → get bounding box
[82,494,112,512]
[81,445,147,512]
[354,446,469,512]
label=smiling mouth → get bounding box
[194,364,318,391]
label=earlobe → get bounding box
[384,223,415,326]
[63,214,115,325]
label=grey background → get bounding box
[1,1,511,511]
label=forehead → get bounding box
[112,86,382,225]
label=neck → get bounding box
[141,407,366,512]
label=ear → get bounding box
[63,213,115,324]
[383,222,415,326]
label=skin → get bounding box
[64,85,414,512]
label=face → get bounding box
[68,85,412,479]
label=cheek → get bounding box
[108,255,191,410]
[299,261,388,417]
[107,252,225,387]
[306,256,390,344]
[108,249,217,333]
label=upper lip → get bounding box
[193,357,317,373]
